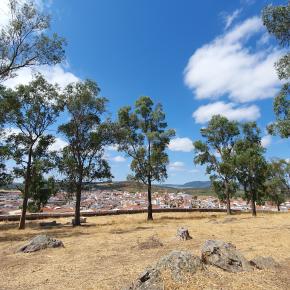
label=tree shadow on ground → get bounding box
[0,222,93,243]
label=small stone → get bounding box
[176,227,192,240]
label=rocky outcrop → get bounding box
[201,240,252,272]
[18,235,64,253]
[126,250,203,289]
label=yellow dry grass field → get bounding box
[0,212,290,290]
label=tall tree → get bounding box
[265,159,290,211]
[6,75,61,229]
[234,122,268,216]
[194,115,240,214]
[57,80,112,226]
[263,3,290,138]
[0,0,66,81]
[117,96,175,220]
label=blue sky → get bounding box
[1,0,288,184]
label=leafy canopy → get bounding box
[117,96,175,184]
[0,0,66,81]
[57,80,112,192]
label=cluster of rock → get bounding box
[126,239,280,290]
[18,235,64,253]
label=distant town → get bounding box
[1,189,290,216]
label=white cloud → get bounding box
[223,9,242,30]
[106,144,119,151]
[169,161,185,171]
[3,64,79,89]
[193,101,260,124]
[184,17,282,103]
[112,156,126,162]
[261,135,272,148]
[168,137,194,152]
[48,137,68,152]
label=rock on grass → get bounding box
[18,235,64,253]
[201,240,252,272]
[126,250,203,289]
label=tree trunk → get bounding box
[251,193,257,216]
[74,182,82,226]
[147,177,153,220]
[277,204,280,212]
[19,147,32,230]
[225,181,231,215]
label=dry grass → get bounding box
[0,212,290,290]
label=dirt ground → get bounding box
[0,212,290,290]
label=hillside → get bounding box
[162,181,211,189]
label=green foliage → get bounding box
[234,122,268,211]
[268,83,290,138]
[117,96,175,185]
[263,2,290,139]
[194,115,240,212]
[58,80,113,191]
[262,3,290,47]
[0,0,66,81]
[265,159,290,210]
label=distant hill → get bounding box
[161,181,211,189]
[91,181,214,196]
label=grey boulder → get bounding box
[201,240,252,272]
[126,250,203,289]
[18,235,64,253]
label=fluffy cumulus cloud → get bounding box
[168,161,185,171]
[193,101,260,124]
[168,137,194,152]
[184,17,282,103]
[261,135,272,148]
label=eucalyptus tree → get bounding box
[234,123,268,216]
[57,80,112,226]
[0,0,66,81]
[265,159,290,211]
[6,75,62,229]
[194,115,240,214]
[117,96,175,220]
[263,3,290,138]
